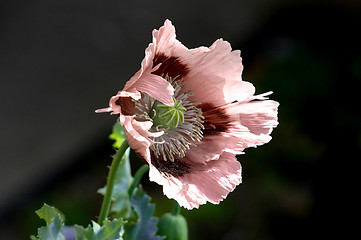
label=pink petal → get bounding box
[149,152,242,209]
[182,71,255,106]
[96,90,143,116]
[123,44,156,90]
[185,99,278,163]
[185,134,242,164]
[120,116,165,164]
[125,72,174,106]
[228,100,279,135]
[152,19,188,57]
[150,21,253,105]
[95,107,112,113]
[121,116,153,162]
[182,40,253,105]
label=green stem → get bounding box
[172,201,181,216]
[98,140,129,224]
[128,164,149,197]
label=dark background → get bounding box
[1,0,360,239]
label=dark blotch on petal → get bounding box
[133,150,148,164]
[199,103,231,136]
[116,97,135,116]
[152,53,189,79]
[150,152,190,178]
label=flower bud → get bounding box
[157,213,188,240]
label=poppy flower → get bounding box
[97,20,279,209]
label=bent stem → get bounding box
[98,140,129,224]
[128,164,149,197]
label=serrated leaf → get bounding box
[109,122,126,149]
[98,148,133,218]
[100,219,124,240]
[35,203,65,226]
[74,224,93,240]
[31,204,66,240]
[34,215,65,240]
[75,218,124,240]
[123,186,163,240]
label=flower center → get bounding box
[150,98,186,130]
[134,76,204,163]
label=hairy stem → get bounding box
[98,140,129,224]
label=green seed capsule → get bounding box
[150,98,186,130]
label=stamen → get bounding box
[134,92,154,122]
[149,75,204,162]
[132,75,204,164]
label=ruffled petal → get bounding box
[185,134,242,164]
[152,19,189,57]
[228,99,279,135]
[185,99,279,163]
[149,21,252,105]
[149,152,242,209]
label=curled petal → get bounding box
[120,116,153,162]
[95,107,112,113]
[132,73,175,106]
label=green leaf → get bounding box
[37,215,65,240]
[35,203,65,226]
[98,148,133,218]
[75,218,124,240]
[123,186,163,240]
[32,205,65,240]
[109,122,126,149]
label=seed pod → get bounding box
[150,98,186,130]
[157,213,188,240]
